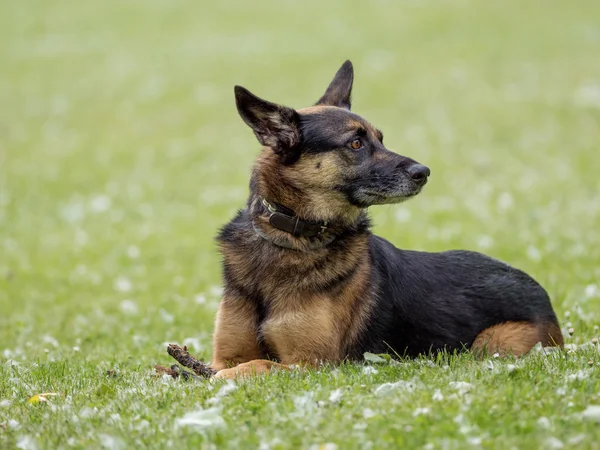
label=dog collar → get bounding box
[261,198,328,238]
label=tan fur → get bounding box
[261,255,372,365]
[261,298,341,364]
[345,118,366,131]
[212,256,372,379]
[214,223,373,375]
[214,360,290,379]
[471,321,564,357]
[211,294,264,370]
[254,150,362,226]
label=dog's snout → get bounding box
[407,164,430,185]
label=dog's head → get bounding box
[235,60,429,222]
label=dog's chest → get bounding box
[220,234,372,363]
[224,244,335,297]
[258,296,343,364]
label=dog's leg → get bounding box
[213,296,342,379]
[211,294,265,371]
[214,359,293,379]
[471,320,564,357]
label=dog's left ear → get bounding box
[234,85,300,153]
[316,60,354,109]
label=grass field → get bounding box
[2,0,600,448]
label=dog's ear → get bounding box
[316,60,354,109]
[234,86,300,152]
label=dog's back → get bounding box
[350,236,563,358]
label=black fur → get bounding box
[299,109,383,154]
[350,236,560,358]
[316,60,354,109]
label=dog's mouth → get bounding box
[358,186,423,205]
[340,172,427,208]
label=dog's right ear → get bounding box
[316,60,354,109]
[234,86,300,152]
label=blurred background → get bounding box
[1,0,600,361]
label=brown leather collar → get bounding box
[261,198,328,238]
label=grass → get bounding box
[1,0,600,448]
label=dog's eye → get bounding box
[350,139,362,150]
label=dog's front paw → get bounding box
[214,360,287,379]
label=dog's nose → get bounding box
[407,164,430,185]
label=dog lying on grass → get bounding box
[208,60,563,379]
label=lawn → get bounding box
[2,0,600,448]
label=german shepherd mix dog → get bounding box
[211,61,563,379]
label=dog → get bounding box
[210,60,563,379]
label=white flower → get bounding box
[413,407,430,417]
[119,300,138,315]
[567,370,589,381]
[159,309,174,324]
[537,416,551,429]
[467,436,483,446]
[574,84,600,109]
[582,405,600,422]
[544,437,564,449]
[363,408,376,419]
[526,245,541,262]
[328,389,343,404]
[42,335,59,348]
[127,246,140,259]
[16,435,37,450]
[395,208,412,223]
[114,277,132,293]
[567,434,586,446]
[584,284,598,299]
[362,366,378,375]
[209,286,224,297]
[476,235,494,249]
[374,380,416,396]
[174,407,225,430]
[497,192,514,210]
[90,195,112,213]
[448,381,474,395]
[98,434,124,450]
[207,380,237,405]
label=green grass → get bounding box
[2,0,600,448]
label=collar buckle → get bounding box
[262,198,278,214]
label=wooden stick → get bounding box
[154,364,200,380]
[166,344,217,378]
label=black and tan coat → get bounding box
[210,61,563,379]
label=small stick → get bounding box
[154,364,201,380]
[166,344,217,378]
[154,364,179,378]
[169,364,200,381]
